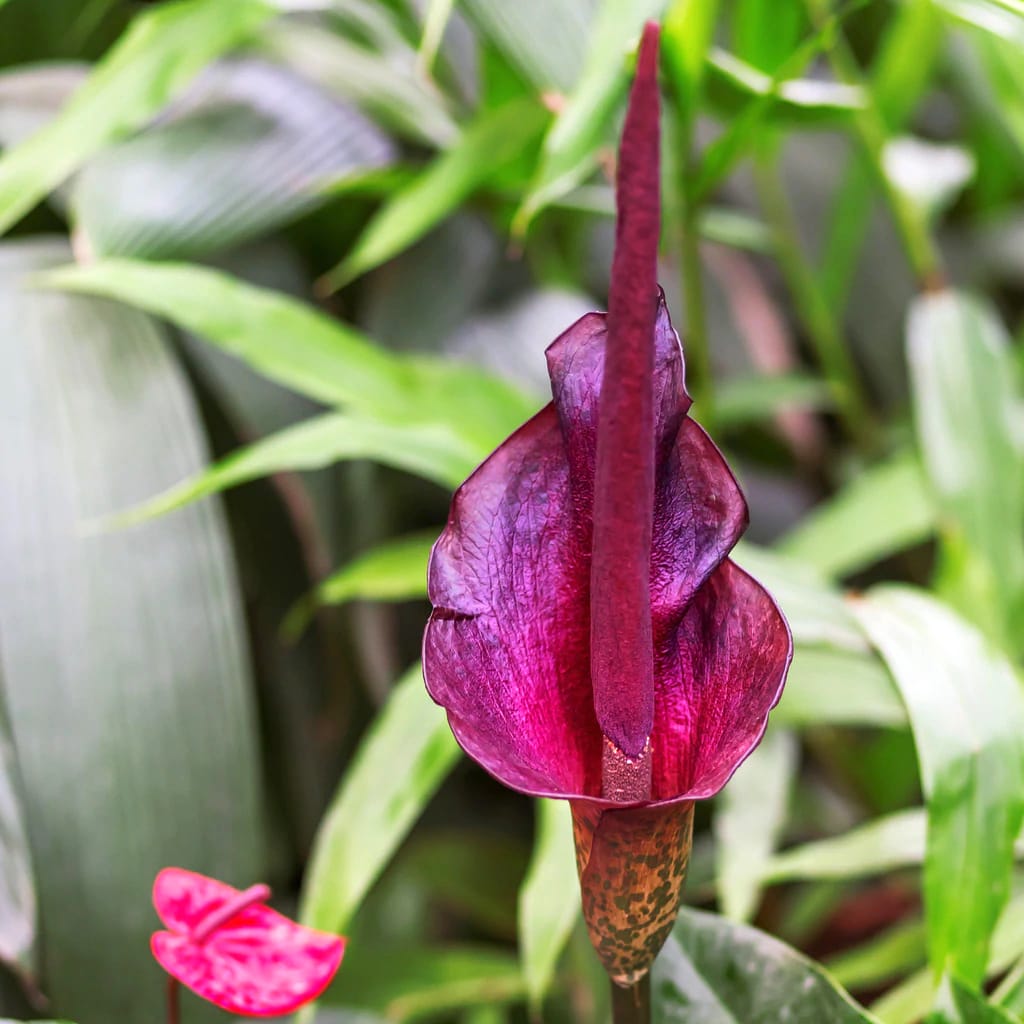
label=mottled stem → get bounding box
[190,883,271,944]
[610,973,651,1024]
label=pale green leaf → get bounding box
[0,709,35,984]
[0,238,265,1021]
[515,0,669,230]
[825,920,927,991]
[714,729,797,922]
[763,809,926,883]
[715,373,834,428]
[0,0,276,236]
[853,587,1024,987]
[519,800,580,1009]
[300,665,461,933]
[779,452,935,579]
[907,290,1024,650]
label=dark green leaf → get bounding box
[300,665,461,934]
[325,944,526,1020]
[0,238,265,1022]
[0,0,276,235]
[653,908,881,1023]
[853,587,1024,986]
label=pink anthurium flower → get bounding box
[151,868,344,1018]
[423,22,791,987]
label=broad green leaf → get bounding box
[763,809,925,883]
[731,0,805,72]
[324,944,527,1020]
[0,707,35,985]
[653,907,881,1023]
[322,98,548,290]
[774,647,905,729]
[778,452,935,579]
[300,665,461,934]
[0,0,276,236]
[0,239,265,1022]
[264,19,458,147]
[70,59,395,260]
[110,412,477,525]
[284,531,434,640]
[519,800,579,1009]
[714,372,834,428]
[826,920,927,991]
[907,290,1024,650]
[853,587,1024,987]
[515,0,669,230]
[460,0,593,93]
[36,259,536,454]
[714,729,797,922]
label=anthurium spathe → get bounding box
[423,22,792,990]
[151,868,344,1018]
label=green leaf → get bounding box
[763,809,925,883]
[515,0,669,230]
[70,59,395,260]
[704,47,865,123]
[321,97,548,290]
[35,259,536,454]
[300,665,461,934]
[518,799,580,1009]
[907,290,1024,651]
[0,707,35,986]
[774,647,906,729]
[0,0,276,236]
[0,239,265,1022]
[826,920,927,991]
[661,0,721,128]
[460,0,593,93]
[852,587,1024,987]
[949,979,1023,1024]
[0,63,87,152]
[732,542,869,651]
[731,0,805,72]
[109,412,477,525]
[714,729,797,922]
[324,944,527,1020]
[653,907,881,1023]
[778,452,935,579]
[284,531,434,641]
[264,18,458,147]
[714,372,834,429]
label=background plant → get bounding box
[1,1,1024,1023]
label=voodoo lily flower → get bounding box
[423,23,791,986]
[151,868,345,1017]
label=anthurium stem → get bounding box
[611,974,651,1024]
[167,977,180,1024]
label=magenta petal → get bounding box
[151,924,344,1017]
[424,302,758,803]
[153,868,276,934]
[651,558,792,800]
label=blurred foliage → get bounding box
[2,1,1024,1022]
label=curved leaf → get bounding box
[71,59,395,260]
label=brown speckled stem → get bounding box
[611,973,650,1024]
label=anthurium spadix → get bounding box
[423,23,791,987]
